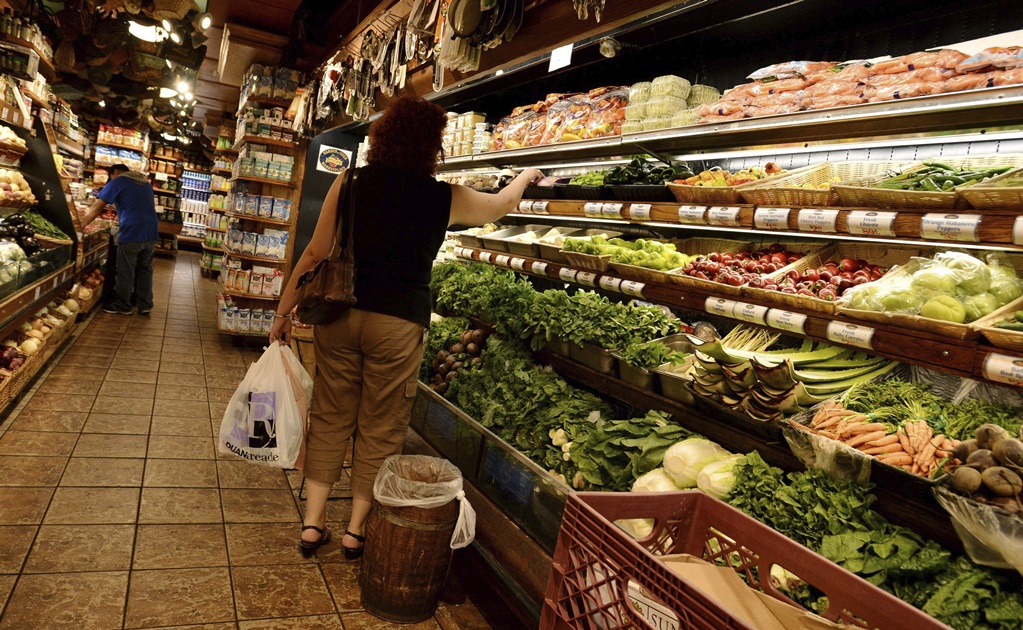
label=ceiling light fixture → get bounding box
[162,19,172,31]
[99,100,106,107]
[196,12,212,30]
[176,80,189,93]
[170,31,181,44]
[184,92,193,101]
[162,133,177,141]
[159,87,177,98]
[128,21,160,42]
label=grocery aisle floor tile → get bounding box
[0,253,513,629]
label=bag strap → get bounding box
[334,169,359,263]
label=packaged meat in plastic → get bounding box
[651,75,692,99]
[744,77,809,97]
[803,94,869,109]
[869,82,944,102]
[831,61,875,83]
[992,67,1023,87]
[698,98,745,118]
[866,67,956,87]
[747,61,834,81]
[522,112,548,146]
[944,71,1000,93]
[957,47,1023,73]
[697,112,748,124]
[871,49,967,75]
[803,79,868,100]
[629,82,652,104]
[744,103,802,118]
[583,87,628,139]
[502,110,537,150]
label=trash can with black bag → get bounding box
[360,455,476,623]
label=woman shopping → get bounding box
[270,96,542,559]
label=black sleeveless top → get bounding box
[350,164,452,327]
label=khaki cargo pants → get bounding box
[304,308,425,501]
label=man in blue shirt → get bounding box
[82,164,160,315]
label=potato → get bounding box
[471,329,486,345]
[437,350,449,362]
[951,466,983,494]
[993,438,1023,470]
[987,496,1022,514]
[450,343,465,355]
[982,466,1023,497]
[435,382,448,395]
[967,449,998,471]
[976,424,1010,450]
[953,439,979,464]
[445,371,457,382]
[445,354,457,366]
[437,363,449,376]
[460,331,473,346]
[451,362,463,371]
[465,343,479,356]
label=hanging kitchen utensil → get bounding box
[433,54,445,92]
[503,0,523,42]
[450,0,482,39]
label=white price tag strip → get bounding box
[510,258,526,271]
[826,321,875,350]
[754,207,790,230]
[677,205,706,225]
[630,204,652,221]
[584,203,603,218]
[920,213,982,242]
[602,203,624,219]
[766,309,807,335]
[1015,216,1023,246]
[705,297,737,318]
[480,252,492,263]
[733,301,768,325]
[982,353,1023,387]
[576,271,597,287]
[847,210,897,237]
[531,201,549,215]
[518,201,533,214]
[797,208,840,233]
[494,254,510,267]
[707,206,741,227]
[559,268,578,282]
[599,276,622,292]
[531,261,549,275]
[621,281,645,298]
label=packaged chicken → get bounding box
[958,47,1023,73]
[747,61,835,81]
[871,49,967,75]
[868,82,944,102]
[865,67,956,87]
[944,71,999,92]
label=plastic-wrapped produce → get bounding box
[502,110,537,150]
[583,87,628,139]
[622,121,644,134]
[624,103,647,120]
[0,240,26,263]
[687,85,721,107]
[642,116,673,131]
[651,75,691,99]
[629,82,652,104]
[671,108,699,128]
[644,95,688,118]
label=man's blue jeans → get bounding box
[113,240,155,312]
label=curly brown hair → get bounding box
[367,97,447,178]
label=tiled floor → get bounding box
[0,253,495,629]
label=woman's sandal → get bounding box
[343,530,366,560]
[299,525,332,559]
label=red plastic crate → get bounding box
[541,491,949,630]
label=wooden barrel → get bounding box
[359,470,461,622]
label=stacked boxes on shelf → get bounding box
[224,223,288,259]
[233,140,294,183]
[229,189,291,222]
[216,295,276,335]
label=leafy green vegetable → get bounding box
[419,316,470,381]
[432,262,535,338]
[21,212,70,240]
[942,398,1023,442]
[619,340,690,370]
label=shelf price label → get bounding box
[602,203,624,219]
[733,301,768,325]
[630,204,652,221]
[920,213,982,242]
[576,271,597,287]
[766,309,807,335]
[479,252,493,263]
[531,261,549,275]
[531,201,550,215]
[1014,216,1023,246]
[599,276,623,292]
[847,210,897,237]
[754,207,790,230]
[678,205,707,225]
[797,209,840,233]
[494,254,510,267]
[981,353,1023,387]
[583,203,603,218]
[518,201,533,214]
[826,321,875,350]
[705,297,737,318]
[621,280,645,298]
[510,258,526,271]
[154,172,169,182]
[707,206,742,227]
[559,268,578,283]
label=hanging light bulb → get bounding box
[99,100,106,108]
[128,21,160,42]
[162,133,177,141]
[176,80,189,93]
[159,87,177,98]
[196,12,212,30]
[162,19,172,31]
[184,92,193,101]
[170,31,181,44]
[166,59,173,69]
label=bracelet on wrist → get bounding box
[274,314,288,319]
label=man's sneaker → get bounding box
[102,305,133,315]
[138,309,152,316]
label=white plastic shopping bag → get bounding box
[219,343,313,468]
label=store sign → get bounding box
[826,321,875,350]
[576,271,597,287]
[621,281,645,298]
[583,203,603,218]
[920,213,982,242]
[1014,216,1023,246]
[510,258,526,271]
[678,205,706,225]
[479,251,492,263]
[602,203,624,219]
[733,301,768,325]
[797,209,840,233]
[754,207,790,230]
[630,204,652,221]
[599,276,622,292]
[705,297,737,318]
[707,206,741,227]
[531,201,550,215]
[847,210,897,237]
[494,254,510,267]
[549,43,574,72]
[981,353,1023,387]
[559,268,578,282]
[531,261,548,275]
[315,145,352,174]
[518,201,533,214]
[766,309,807,334]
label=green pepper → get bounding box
[919,177,942,192]
[923,161,956,171]
[995,321,1023,331]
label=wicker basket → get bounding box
[974,296,1023,353]
[0,350,34,411]
[667,239,821,295]
[741,242,930,315]
[35,235,74,248]
[838,253,1023,340]
[667,165,810,205]
[740,161,903,207]
[956,167,1023,211]
[562,251,612,272]
[833,155,1023,210]
[608,262,673,284]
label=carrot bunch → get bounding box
[793,401,958,477]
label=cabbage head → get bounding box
[663,438,730,488]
